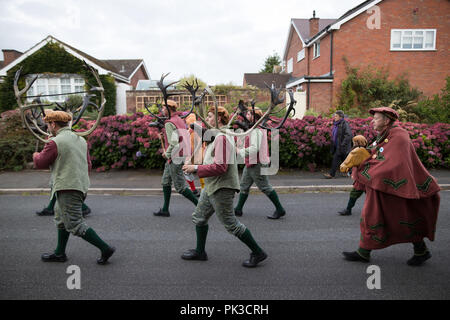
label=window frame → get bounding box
[390,29,437,51]
[313,41,320,59]
[26,74,86,102]
[287,57,293,73]
[297,48,305,62]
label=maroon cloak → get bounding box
[354,126,440,250]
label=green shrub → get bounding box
[406,77,450,124]
[337,57,421,116]
[0,110,36,171]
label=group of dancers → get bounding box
[32,100,440,268]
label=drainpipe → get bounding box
[306,80,310,110]
[329,30,333,76]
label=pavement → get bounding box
[0,168,449,195]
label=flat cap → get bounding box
[369,107,399,121]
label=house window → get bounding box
[297,49,305,62]
[391,29,436,50]
[313,41,320,58]
[26,75,86,102]
[287,58,293,73]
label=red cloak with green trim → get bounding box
[354,126,440,250]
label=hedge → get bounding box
[0,110,36,171]
[278,116,449,170]
[1,109,448,171]
[73,114,449,172]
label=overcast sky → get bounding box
[0,0,364,85]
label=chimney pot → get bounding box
[2,49,23,67]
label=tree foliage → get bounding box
[337,57,421,118]
[337,58,449,123]
[260,52,281,73]
[176,74,207,90]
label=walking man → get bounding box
[154,100,199,217]
[33,110,115,264]
[234,108,286,219]
[342,107,440,266]
[182,107,267,267]
[324,110,352,179]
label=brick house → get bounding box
[243,73,290,89]
[282,0,450,113]
[0,35,150,114]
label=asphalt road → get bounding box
[0,191,449,300]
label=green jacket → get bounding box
[50,127,90,198]
[202,131,240,196]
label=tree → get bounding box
[176,74,207,90]
[260,52,281,73]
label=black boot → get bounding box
[154,208,170,217]
[342,251,370,263]
[339,195,359,216]
[242,251,268,268]
[181,249,208,261]
[234,208,243,217]
[97,246,116,265]
[36,208,54,216]
[408,241,431,266]
[41,253,67,262]
[407,251,431,266]
[338,209,352,216]
[267,209,286,219]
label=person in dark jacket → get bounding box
[323,110,353,179]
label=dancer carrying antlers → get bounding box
[153,99,199,217]
[234,107,286,219]
[148,74,208,217]
[182,106,268,268]
[14,63,115,265]
[34,110,115,264]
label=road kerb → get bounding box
[1,184,449,195]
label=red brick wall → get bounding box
[126,91,136,113]
[286,29,308,76]
[130,65,149,89]
[309,34,332,77]
[125,89,271,114]
[309,82,332,113]
[2,50,22,66]
[331,0,450,101]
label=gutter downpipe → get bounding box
[329,29,333,76]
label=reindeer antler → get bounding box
[259,88,296,130]
[156,73,179,119]
[196,84,287,137]
[13,61,106,143]
[181,78,207,119]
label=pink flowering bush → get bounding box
[75,112,165,171]
[278,116,449,170]
[75,113,449,171]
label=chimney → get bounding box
[2,49,23,67]
[309,10,319,38]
